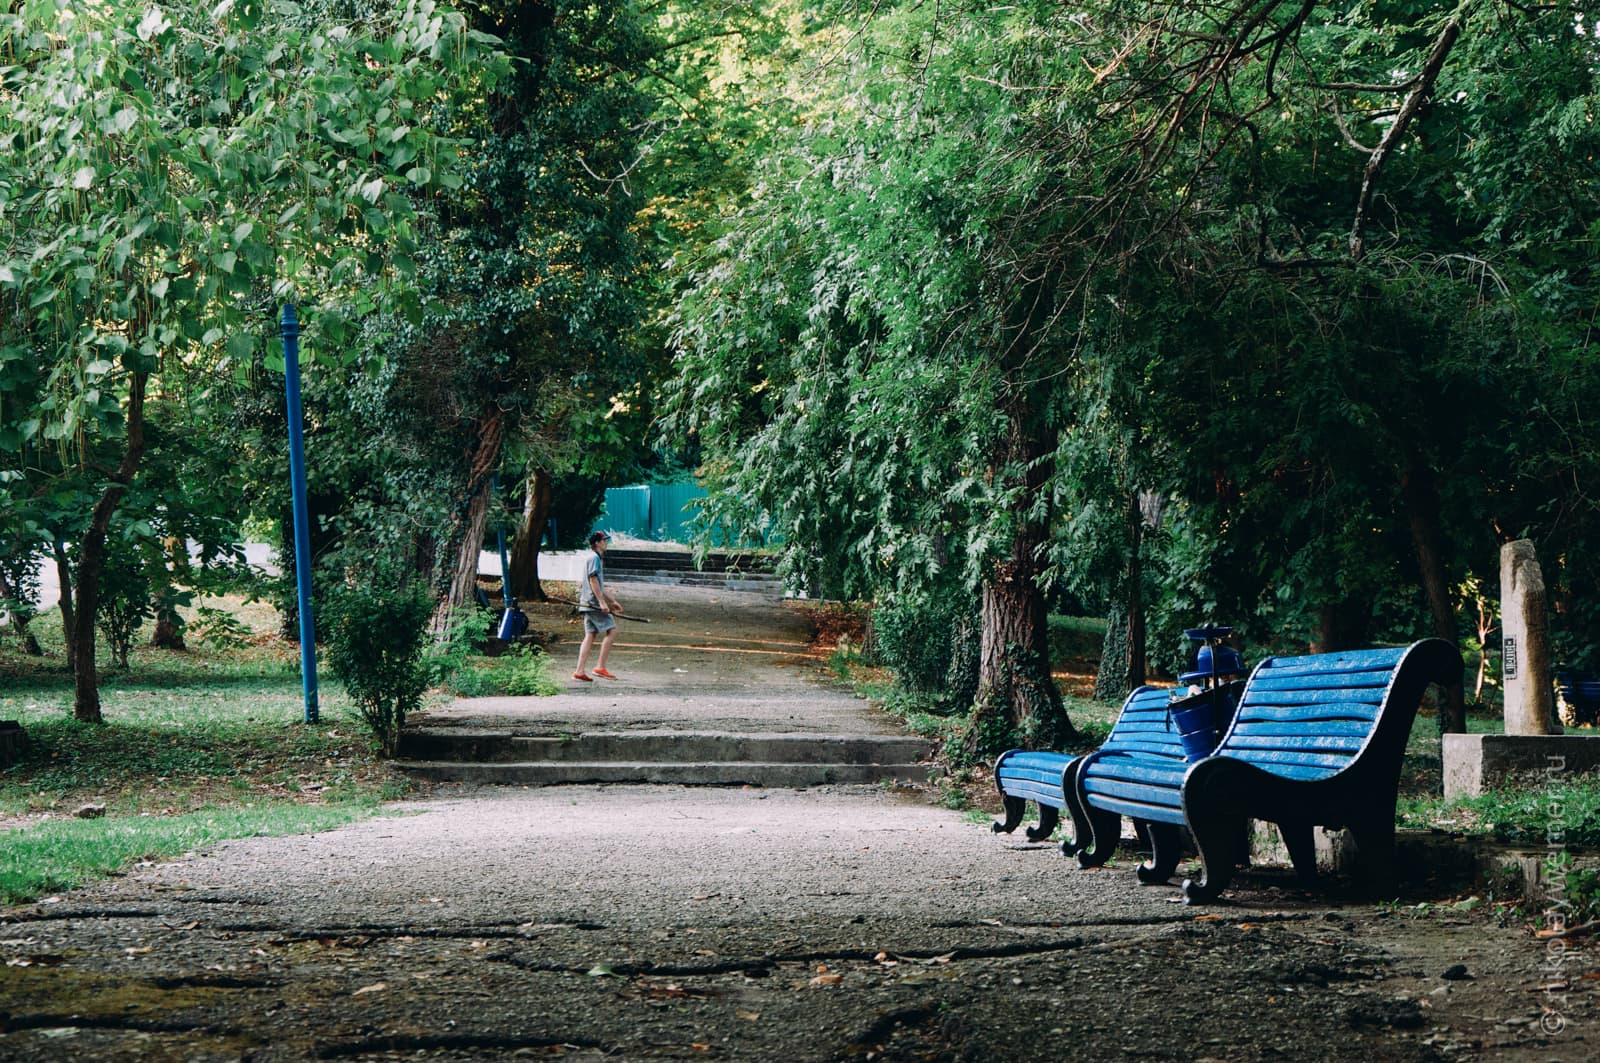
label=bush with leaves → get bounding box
[97,538,151,669]
[874,591,979,714]
[325,568,434,757]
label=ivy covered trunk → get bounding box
[437,407,505,629]
[508,468,552,602]
[963,405,1075,758]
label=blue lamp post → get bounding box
[281,305,319,723]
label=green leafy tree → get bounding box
[0,0,505,720]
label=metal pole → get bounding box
[281,305,319,723]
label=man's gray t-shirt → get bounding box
[579,551,605,610]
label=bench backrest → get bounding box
[1217,644,1414,782]
[1099,684,1193,760]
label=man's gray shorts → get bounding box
[582,611,616,635]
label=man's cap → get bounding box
[589,530,611,544]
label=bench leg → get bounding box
[1182,810,1245,904]
[1025,804,1060,843]
[991,793,1028,835]
[1136,822,1182,885]
[1280,820,1318,886]
[1060,758,1089,857]
[1074,807,1123,869]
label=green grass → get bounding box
[0,598,419,905]
[1047,614,1106,665]
[0,801,385,904]
[1398,776,1600,847]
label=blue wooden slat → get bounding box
[1232,720,1372,738]
[1226,734,1365,754]
[998,768,1068,788]
[1005,784,1067,808]
[1101,740,1189,758]
[1239,688,1384,708]
[1084,794,1188,825]
[1235,702,1379,723]
[1247,671,1393,693]
[1088,758,1187,786]
[1084,777,1186,810]
[1110,722,1181,734]
[1259,647,1406,674]
[1001,752,1072,773]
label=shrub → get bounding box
[875,591,978,709]
[97,539,152,668]
[504,647,559,697]
[325,569,434,757]
[192,605,253,650]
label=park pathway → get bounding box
[398,584,931,786]
[0,586,1585,1061]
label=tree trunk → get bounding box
[508,467,552,602]
[1401,464,1465,732]
[1124,490,1147,691]
[0,571,42,656]
[1311,598,1372,654]
[150,610,186,650]
[54,541,75,669]
[964,404,1074,757]
[150,536,187,650]
[443,483,494,622]
[435,408,505,629]
[1094,602,1131,702]
[73,371,150,723]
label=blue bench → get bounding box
[1075,638,1460,903]
[992,686,1179,852]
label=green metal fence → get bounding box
[599,483,707,543]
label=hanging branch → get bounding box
[1350,15,1462,260]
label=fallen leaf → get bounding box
[352,983,387,996]
[1237,923,1261,931]
[588,964,619,978]
[124,946,152,956]
[737,1011,761,1021]
[809,973,844,987]
[691,1045,711,1052]
[1193,914,1222,922]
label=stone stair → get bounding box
[396,729,936,788]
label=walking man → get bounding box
[574,531,622,682]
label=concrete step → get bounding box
[396,760,935,787]
[605,572,781,592]
[398,730,933,765]
[603,550,776,576]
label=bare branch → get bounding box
[1351,15,1462,259]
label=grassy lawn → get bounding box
[0,595,415,904]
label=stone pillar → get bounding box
[1501,539,1559,735]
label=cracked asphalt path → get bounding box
[0,587,1589,1061]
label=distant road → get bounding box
[30,543,280,612]
[22,544,585,612]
